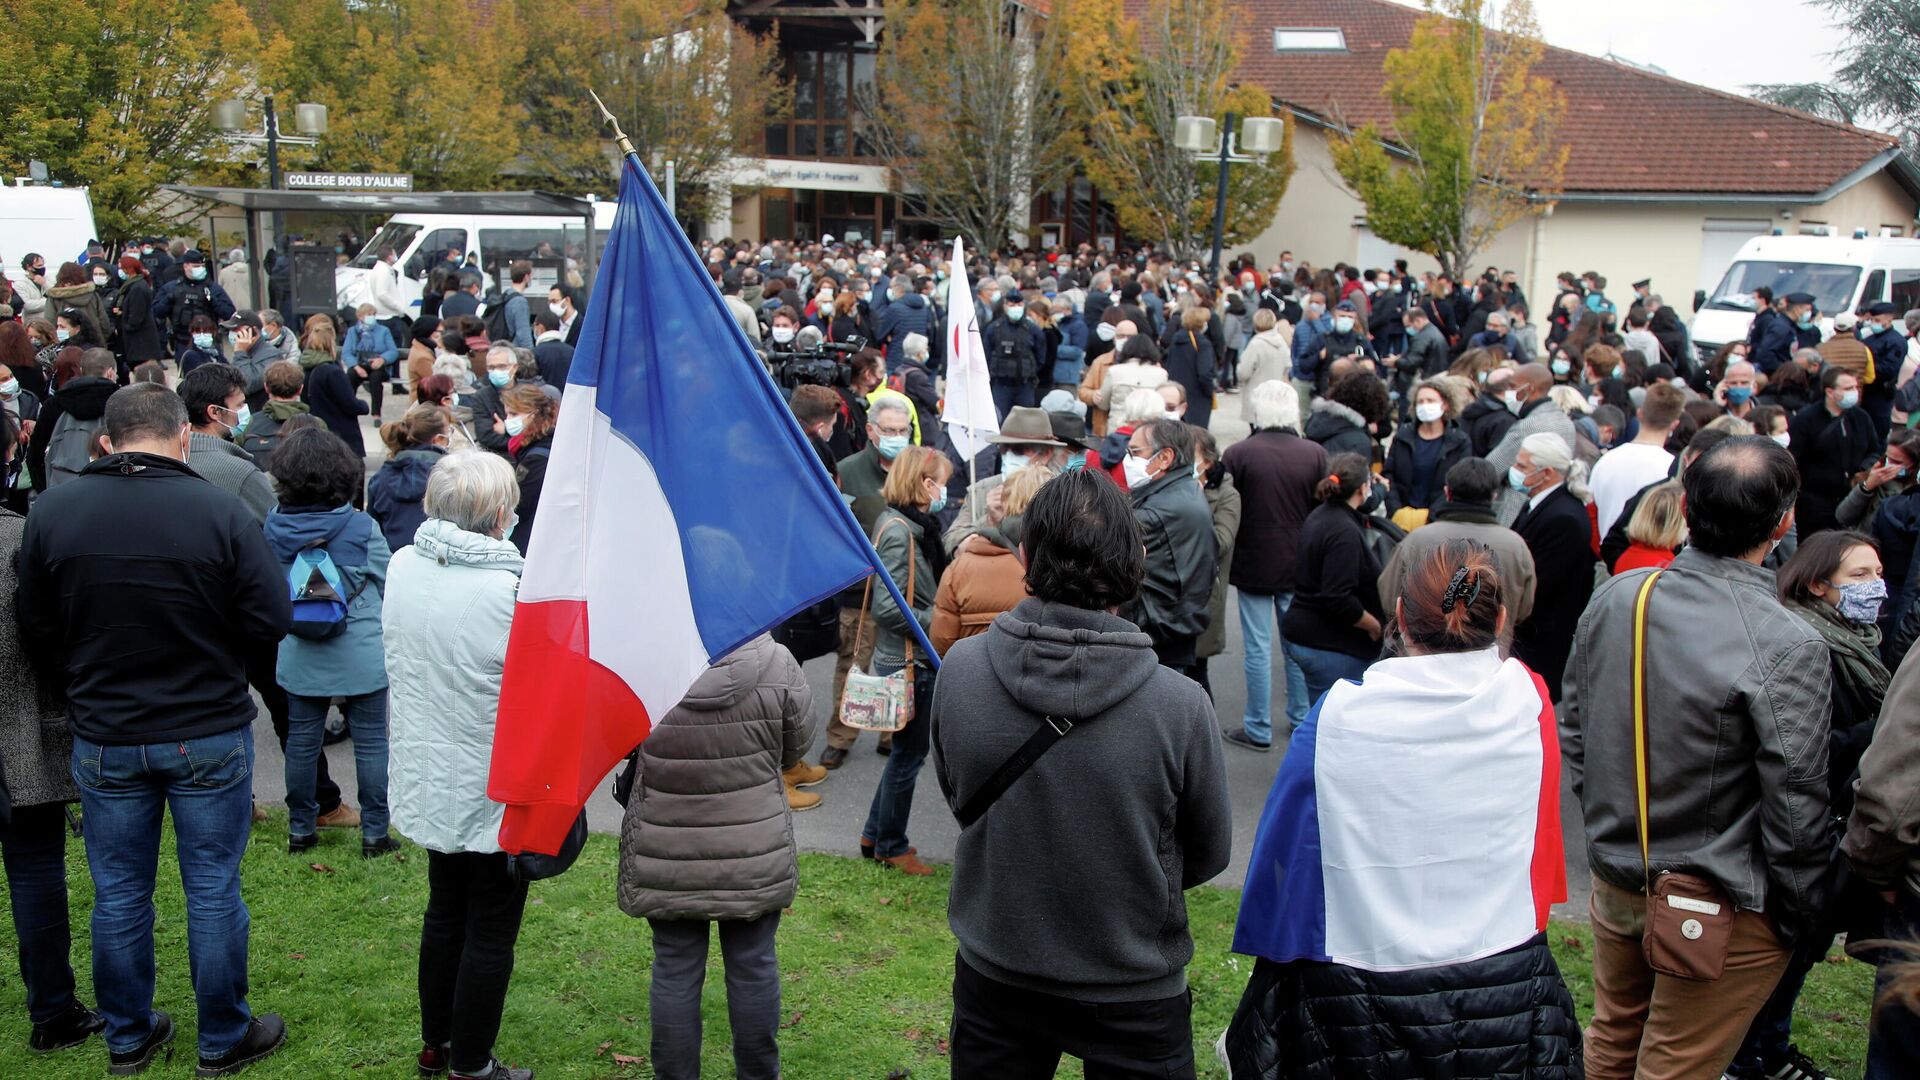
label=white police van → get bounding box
[334,205,619,315]
[1690,234,1920,364]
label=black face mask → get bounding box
[1204,460,1226,488]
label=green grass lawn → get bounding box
[0,817,1876,1078]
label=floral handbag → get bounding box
[838,519,915,733]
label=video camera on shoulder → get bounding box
[769,328,862,390]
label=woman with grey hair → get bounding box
[382,450,535,1080]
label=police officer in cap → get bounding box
[1754,291,1821,375]
[1861,300,1907,438]
[152,251,237,355]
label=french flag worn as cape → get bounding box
[487,159,876,855]
[1233,648,1565,971]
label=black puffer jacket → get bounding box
[1123,470,1216,644]
[1225,933,1583,1079]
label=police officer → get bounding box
[984,291,1045,421]
[1862,299,1908,439]
[1753,290,1820,376]
[151,251,237,355]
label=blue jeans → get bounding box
[861,662,934,859]
[0,802,81,1023]
[1867,893,1920,1079]
[71,728,256,1057]
[285,690,390,841]
[1236,590,1309,742]
[1289,643,1374,712]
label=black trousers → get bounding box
[0,803,80,1024]
[350,363,386,419]
[950,954,1196,1080]
[245,637,338,814]
[420,850,530,1074]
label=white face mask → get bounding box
[1123,452,1156,490]
[1502,388,1522,415]
[1164,406,1183,420]
[1771,432,1791,448]
[771,325,795,344]
[1414,401,1445,424]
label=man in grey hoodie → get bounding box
[932,468,1232,1079]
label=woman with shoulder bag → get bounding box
[856,445,951,876]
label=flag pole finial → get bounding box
[588,88,638,161]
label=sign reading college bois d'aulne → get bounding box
[284,172,414,192]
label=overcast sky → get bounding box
[1528,0,1847,101]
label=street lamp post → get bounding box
[1174,113,1287,281]
[216,97,327,304]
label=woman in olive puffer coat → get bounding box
[617,633,815,1080]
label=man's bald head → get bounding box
[1327,356,1358,384]
[1515,363,1553,396]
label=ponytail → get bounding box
[382,403,451,456]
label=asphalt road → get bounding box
[253,389,1594,920]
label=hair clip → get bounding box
[1440,566,1481,613]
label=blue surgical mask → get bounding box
[876,433,909,460]
[192,332,214,350]
[228,332,241,351]
[928,491,948,514]
[1612,364,1624,379]
[1840,389,1861,409]
[504,414,527,437]
[1508,465,1533,492]
[1333,315,1354,333]
[1861,323,1881,337]
[186,265,207,282]
[1002,450,1031,475]
[1725,385,1754,406]
[1830,577,1887,624]
[226,403,251,436]
[361,316,377,327]
[1006,306,1025,322]
[1551,358,1571,376]
[488,370,512,388]
[55,327,69,343]
[1796,317,1816,330]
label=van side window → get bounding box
[404,228,469,280]
[1861,269,1886,309]
[479,228,570,296]
[1893,268,1920,317]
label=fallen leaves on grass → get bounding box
[308,863,335,875]
[782,1012,805,1029]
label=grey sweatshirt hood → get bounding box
[984,599,1159,720]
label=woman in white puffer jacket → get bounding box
[381,449,534,1080]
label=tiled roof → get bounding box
[1231,0,1902,196]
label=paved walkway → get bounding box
[249,387,1594,919]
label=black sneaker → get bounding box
[1764,1045,1830,1080]
[288,833,318,855]
[107,1011,173,1076]
[1223,729,1273,753]
[196,1013,286,1077]
[363,836,403,859]
[29,1002,104,1051]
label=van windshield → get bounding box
[1706,260,1860,316]
[348,222,422,270]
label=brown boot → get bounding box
[784,782,821,812]
[251,803,269,824]
[783,761,827,789]
[877,851,933,876]
[316,804,361,829]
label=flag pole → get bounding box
[590,91,941,671]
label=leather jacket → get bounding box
[1561,548,1835,922]
[1124,470,1217,643]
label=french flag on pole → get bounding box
[1232,649,1565,971]
[486,158,879,855]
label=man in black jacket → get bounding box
[1123,419,1216,675]
[17,384,292,1077]
[1508,432,1594,701]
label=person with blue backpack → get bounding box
[263,426,397,859]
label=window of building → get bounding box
[1273,28,1347,52]
[766,43,876,162]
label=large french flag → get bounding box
[486,159,877,854]
[1233,648,1565,971]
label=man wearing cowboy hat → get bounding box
[943,406,1073,556]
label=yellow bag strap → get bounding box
[1632,569,1664,892]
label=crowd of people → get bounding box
[1,228,1919,1080]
